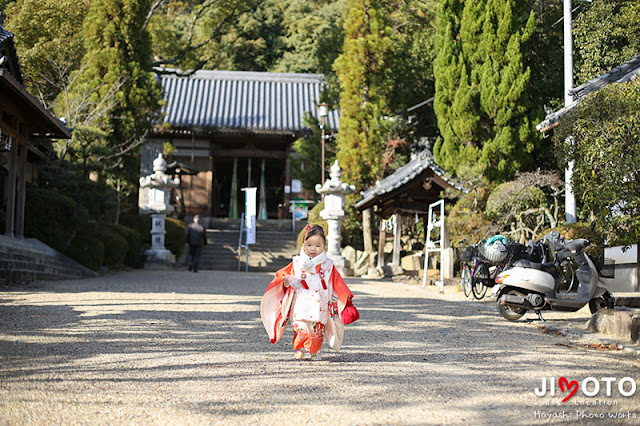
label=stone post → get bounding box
[315,161,355,276]
[139,154,180,268]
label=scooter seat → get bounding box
[512,259,558,277]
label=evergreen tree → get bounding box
[433,0,542,181]
[555,79,640,248]
[333,0,393,189]
[54,0,162,220]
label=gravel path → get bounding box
[1,270,639,425]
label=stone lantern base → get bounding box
[144,250,176,270]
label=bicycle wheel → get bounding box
[472,263,489,299]
[461,266,472,297]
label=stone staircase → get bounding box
[0,235,96,285]
[199,218,304,272]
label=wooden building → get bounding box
[0,24,71,238]
[144,70,337,218]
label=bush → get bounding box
[105,223,143,268]
[25,188,76,252]
[96,224,128,267]
[67,231,104,271]
[120,214,151,246]
[166,217,187,257]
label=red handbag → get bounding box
[340,299,360,324]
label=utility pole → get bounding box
[564,0,577,224]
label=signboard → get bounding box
[291,179,302,193]
[291,200,309,220]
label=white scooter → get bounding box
[492,232,615,321]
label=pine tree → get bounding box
[333,0,393,189]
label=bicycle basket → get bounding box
[505,243,528,264]
[456,246,474,262]
[479,241,507,263]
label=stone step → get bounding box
[200,217,308,233]
[0,235,96,285]
[195,226,299,272]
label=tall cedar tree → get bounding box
[333,0,393,189]
[433,0,541,182]
[60,0,162,178]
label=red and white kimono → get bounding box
[260,251,353,353]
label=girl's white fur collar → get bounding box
[298,247,327,272]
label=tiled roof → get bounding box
[157,69,339,134]
[354,150,464,210]
[537,53,640,132]
[0,25,24,85]
[0,27,13,43]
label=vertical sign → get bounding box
[244,187,257,245]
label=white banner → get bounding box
[244,187,257,245]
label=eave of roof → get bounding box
[354,150,463,211]
[537,53,640,133]
[0,69,71,139]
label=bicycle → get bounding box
[470,240,528,300]
[455,240,474,298]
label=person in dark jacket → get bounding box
[185,215,207,272]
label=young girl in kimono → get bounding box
[260,224,359,360]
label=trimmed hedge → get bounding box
[25,188,76,252]
[105,223,143,268]
[96,224,128,267]
[22,187,148,270]
[166,217,188,257]
[67,231,105,271]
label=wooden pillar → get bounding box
[377,222,386,268]
[15,142,27,238]
[362,208,375,268]
[392,213,402,266]
[4,139,17,237]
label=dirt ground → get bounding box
[1,270,639,425]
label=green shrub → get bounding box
[105,223,143,268]
[96,224,128,267]
[67,232,104,271]
[166,217,187,257]
[120,214,151,246]
[25,188,76,251]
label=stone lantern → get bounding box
[139,153,180,266]
[315,160,355,275]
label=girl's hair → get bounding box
[303,224,326,243]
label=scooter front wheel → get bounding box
[497,289,527,321]
[589,291,615,314]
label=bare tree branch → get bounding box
[143,0,167,31]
